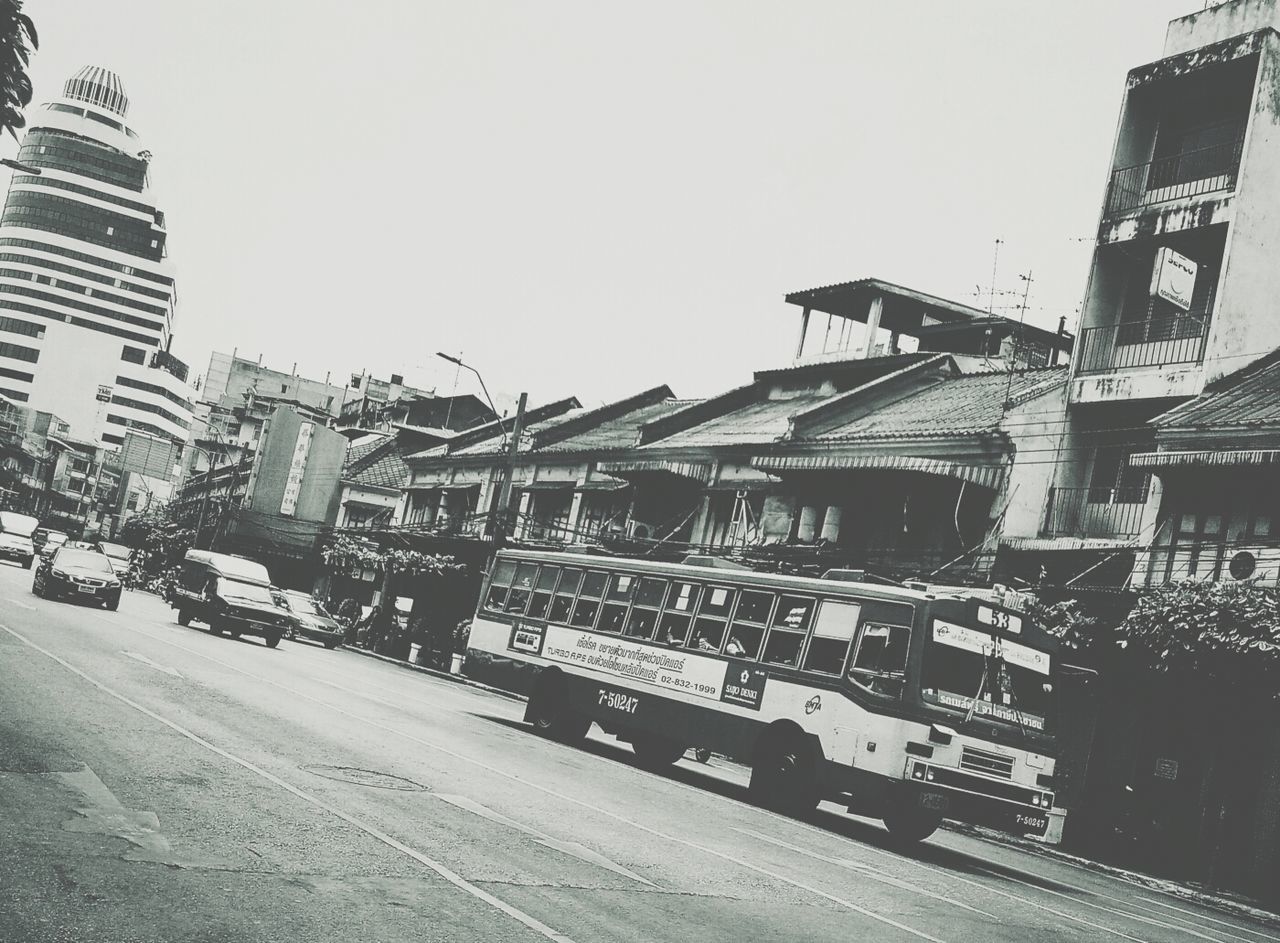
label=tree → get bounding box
[0,2,36,139]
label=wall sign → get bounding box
[1150,247,1197,311]
[279,421,315,517]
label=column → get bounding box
[797,504,822,542]
[861,294,883,359]
[820,505,843,542]
[515,491,533,538]
[795,307,811,360]
[567,489,585,542]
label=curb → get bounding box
[340,646,527,703]
[944,822,1280,926]
[338,645,1279,926]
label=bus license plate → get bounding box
[1015,812,1050,835]
[598,688,640,715]
[919,791,948,811]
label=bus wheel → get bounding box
[528,683,590,744]
[630,733,687,770]
[882,800,942,843]
[749,731,818,814]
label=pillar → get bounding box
[820,504,843,542]
[795,307,811,360]
[567,489,585,543]
[515,491,533,538]
[797,505,822,542]
[861,294,883,359]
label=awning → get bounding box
[752,454,1006,490]
[1000,536,1139,552]
[403,481,482,492]
[597,459,712,483]
[1130,448,1280,469]
[517,479,628,493]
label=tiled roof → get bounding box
[808,367,1066,441]
[1154,352,1280,429]
[649,392,832,448]
[343,435,388,469]
[343,435,408,491]
[540,399,697,453]
[451,413,580,457]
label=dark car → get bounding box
[32,546,122,610]
[170,550,291,648]
[276,590,344,649]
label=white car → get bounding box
[0,511,38,568]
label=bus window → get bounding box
[504,563,540,614]
[624,577,667,639]
[598,573,636,634]
[548,568,583,623]
[762,595,814,667]
[527,566,559,620]
[848,622,911,698]
[692,586,735,651]
[570,571,608,628]
[484,560,517,611]
[659,581,701,646]
[726,589,773,659]
[803,600,861,675]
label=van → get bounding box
[170,549,292,648]
[0,511,38,568]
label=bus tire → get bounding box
[749,729,819,814]
[528,677,590,744]
[630,733,687,769]
[882,799,942,844]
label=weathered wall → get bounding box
[1000,383,1069,539]
[1165,1,1280,57]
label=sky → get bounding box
[16,0,1199,412]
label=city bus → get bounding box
[464,549,1060,843]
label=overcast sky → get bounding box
[18,0,1197,410]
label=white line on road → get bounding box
[437,794,657,887]
[0,622,578,943]
[6,596,35,610]
[1134,898,1280,943]
[122,651,183,678]
[735,827,997,918]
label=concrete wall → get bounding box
[245,407,345,523]
[1165,1,1280,57]
[1000,384,1069,539]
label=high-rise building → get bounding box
[0,66,192,449]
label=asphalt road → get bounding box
[2,561,1277,943]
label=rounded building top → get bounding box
[63,66,129,118]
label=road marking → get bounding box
[96,621,952,943]
[0,622,578,943]
[436,794,656,887]
[122,651,183,678]
[735,826,996,918]
[1135,898,1280,943]
[6,596,35,610]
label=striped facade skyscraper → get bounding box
[0,65,192,447]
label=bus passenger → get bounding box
[725,636,746,657]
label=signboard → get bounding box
[535,624,767,710]
[1154,758,1179,781]
[279,421,315,517]
[96,384,113,403]
[120,433,180,481]
[1150,247,1197,311]
[932,620,1051,675]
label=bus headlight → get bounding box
[1032,795,1041,806]
[925,770,935,782]
[912,766,926,780]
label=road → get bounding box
[1,560,1277,943]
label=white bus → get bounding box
[465,549,1060,843]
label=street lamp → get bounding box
[435,352,506,449]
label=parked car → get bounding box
[31,546,122,610]
[94,541,133,574]
[0,511,38,568]
[34,529,69,558]
[170,549,291,648]
[276,590,344,649]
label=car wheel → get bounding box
[176,608,192,627]
[323,640,338,650]
[264,632,281,649]
[104,596,120,612]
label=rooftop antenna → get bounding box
[988,238,1003,313]
[1002,270,1034,412]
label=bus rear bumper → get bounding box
[902,760,1055,839]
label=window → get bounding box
[691,586,736,652]
[570,571,607,628]
[598,573,635,634]
[281,383,288,393]
[548,568,583,623]
[527,566,558,620]
[624,577,667,639]
[848,622,911,698]
[762,595,814,667]
[503,563,539,614]
[121,345,146,364]
[484,560,516,611]
[804,600,861,675]
[659,581,701,646]
[1089,448,1150,505]
[726,590,773,659]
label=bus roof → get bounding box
[496,548,950,607]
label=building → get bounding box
[0,66,193,449]
[1013,1,1280,587]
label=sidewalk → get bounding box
[343,645,1280,926]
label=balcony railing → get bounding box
[1106,134,1244,216]
[1041,486,1147,540]
[1076,314,1209,375]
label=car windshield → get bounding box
[287,595,326,617]
[921,621,1052,732]
[55,549,113,574]
[99,542,131,559]
[217,578,274,605]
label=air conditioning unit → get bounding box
[627,521,653,540]
[1225,548,1280,583]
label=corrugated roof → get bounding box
[451,413,580,457]
[540,399,697,453]
[808,368,1066,441]
[650,392,832,448]
[1155,352,1280,429]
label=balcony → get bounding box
[1106,134,1244,217]
[1041,486,1147,541]
[1076,314,1209,375]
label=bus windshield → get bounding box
[920,620,1052,732]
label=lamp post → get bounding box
[433,353,526,542]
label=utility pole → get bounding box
[492,392,527,544]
